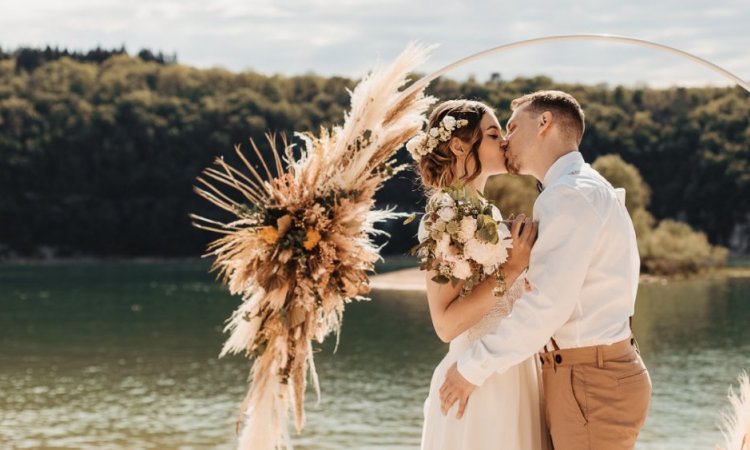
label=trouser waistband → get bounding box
[539,336,638,368]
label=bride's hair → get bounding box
[415,99,493,190]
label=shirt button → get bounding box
[555,355,563,364]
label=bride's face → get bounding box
[471,111,507,176]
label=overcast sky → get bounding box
[1,0,748,87]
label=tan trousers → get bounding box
[540,337,652,450]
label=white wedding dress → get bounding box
[419,213,548,450]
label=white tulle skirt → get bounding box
[420,333,548,450]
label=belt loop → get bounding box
[549,337,561,372]
[631,334,641,354]
[596,346,604,368]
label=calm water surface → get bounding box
[1,262,749,449]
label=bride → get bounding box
[413,99,548,450]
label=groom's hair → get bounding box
[511,90,585,145]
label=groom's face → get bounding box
[504,104,537,175]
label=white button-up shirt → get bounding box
[457,151,640,385]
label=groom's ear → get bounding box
[538,111,553,135]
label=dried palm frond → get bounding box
[191,43,436,449]
[718,372,750,450]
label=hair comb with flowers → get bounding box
[406,115,469,161]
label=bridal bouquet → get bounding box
[411,185,513,298]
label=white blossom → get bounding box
[457,216,478,243]
[435,192,455,208]
[435,232,451,256]
[437,206,457,222]
[452,259,473,279]
[464,238,496,266]
[444,244,461,262]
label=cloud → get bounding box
[0,0,747,87]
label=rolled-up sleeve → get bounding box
[457,185,605,385]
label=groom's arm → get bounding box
[456,184,604,386]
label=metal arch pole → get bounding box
[402,34,750,98]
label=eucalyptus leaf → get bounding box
[431,274,450,284]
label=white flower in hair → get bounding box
[405,136,422,156]
[406,114,470,161]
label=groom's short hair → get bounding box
[511,90,585,145]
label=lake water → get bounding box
[1,261,749,449]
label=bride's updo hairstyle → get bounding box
[415,100,493,190]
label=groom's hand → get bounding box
[439,362,476,419]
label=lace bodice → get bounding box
[466,273,526,342]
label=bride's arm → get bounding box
[426,216,538,343]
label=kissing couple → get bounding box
[412,90,652,450]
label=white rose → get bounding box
[457,216,478,243]
[443,115,457,130]
[433,220,447,232]
[429,127,439,138]
[452,259,472,279]
[437,206,456,222]
[464,238,494,266]
[436,192,454,208]
[444,245,461,262]
[435,232,451,256]
[490,239,512,266]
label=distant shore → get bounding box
[0,256,211,266]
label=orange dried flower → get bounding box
[303,229,322,250]
[259,226,280,245]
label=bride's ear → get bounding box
[449,138,467,157]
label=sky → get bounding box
[1,0,748,88]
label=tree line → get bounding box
[0,47,747,274]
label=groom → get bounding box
[439,90,651,450]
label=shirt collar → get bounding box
[542,151,585,188]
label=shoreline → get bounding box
[370,266,750,292]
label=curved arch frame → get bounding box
[403,34,750,98]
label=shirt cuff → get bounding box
[457,353,491,386]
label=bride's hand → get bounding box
[504,214,538,276]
